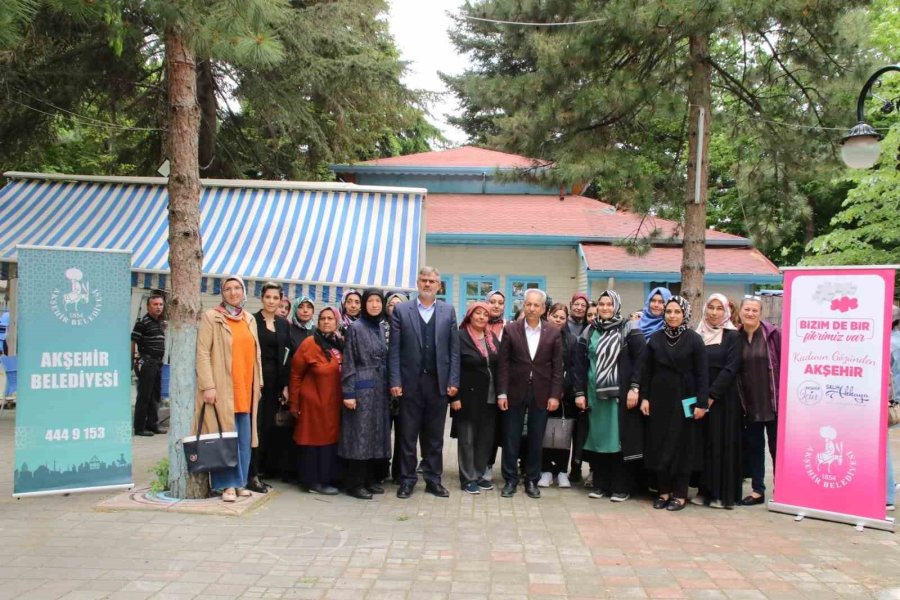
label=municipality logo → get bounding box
[803,425,857,490]
[49,267,102,326]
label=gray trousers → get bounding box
[456,409,497,486]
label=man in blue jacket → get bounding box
[390,266,460,498]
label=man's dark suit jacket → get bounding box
[388,300,460,395]
[497,319,564,409]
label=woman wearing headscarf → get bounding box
[195,276,262,502]
[289,307,344,495]
[251,282,292,490]
[340,289,392,499]
[386,292,408,319]
[486,290,507,342]
[638,286,673,340]
[639,296,709,511]
[573,290,646,501]
[339,289,362,336]
[691,293,742,509]
[289,296,316,355]
[450,302,500,494]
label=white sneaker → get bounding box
[557,473,571,488]
[537,472,553,488]
[482,466,493,482]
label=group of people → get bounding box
[158,265,798,510]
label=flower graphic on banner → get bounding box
[811,281,859,313]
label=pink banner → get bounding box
[774,268,895,522]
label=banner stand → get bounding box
[770,265,898,533]
[14,483,134,499]
[769,501,895,532]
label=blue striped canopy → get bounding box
[0,177,424,293]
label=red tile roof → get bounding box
[580,244,780,276]
[356,146,546,168]
[426,194,747,243]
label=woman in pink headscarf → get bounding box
[449,302,500,495]
[693,293,742,509]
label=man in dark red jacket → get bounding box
[497,289,564,498]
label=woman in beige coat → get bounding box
[195,276,262,502]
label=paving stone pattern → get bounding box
[1,410,900,600]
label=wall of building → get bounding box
[586,279,747,316]
[427,244,580,317]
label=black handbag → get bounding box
[181,404,238,474]
[542,402,575,450]
[274,401,295,428]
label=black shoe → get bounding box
[501,482,516,498]
[425,482,449,498]
[310,483,339,496]
[525,481,541,499]
[741,494,765,506]
[149,428,167,434]
[348,486,373,500]
[568,468,583,484]
[134,430,154,437]
[653,496,669,510]
[397,484,413,499]
[247,477,268,494]
[475,479,494,491]
[366,484,385,495]
[666,498,687,511]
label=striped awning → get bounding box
[0,175,425,296]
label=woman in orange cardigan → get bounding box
[289,307,344,495]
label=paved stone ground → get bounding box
[2,407,900,600]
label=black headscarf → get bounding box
[360,288,385,324]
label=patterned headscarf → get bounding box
[460,302,498,358]
[216,276,246,320]
[696,293,736,346]
[639,286,673,340]
[292,296,315,330]
[664,295,691,341]
[590,290,628,397]
[339,289,362,328]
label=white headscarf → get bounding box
[696,293,736,345]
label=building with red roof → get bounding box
[332,146,781,316]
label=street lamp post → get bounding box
[840,64,900,169]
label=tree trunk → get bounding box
[164,27,207,499]
[680,33,712,322]
[197,59,218,176]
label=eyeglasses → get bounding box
[418,278,440,284]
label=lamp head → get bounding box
[841,122,883,169]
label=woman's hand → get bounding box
[693,407,708,420]
[202,389,216,405]
[575,396,587,411]
[343,398,357,411]
[626,389,639,410]
[281,386,289,402]
[450,400,462,411]
[640,399,650,416]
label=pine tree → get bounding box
[445,0,871,314]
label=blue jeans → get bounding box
[888,441,896,506]
[211,412,251,490]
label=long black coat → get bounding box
[339,318,391,460]
[452,329,499,423]
[640,329,709,475]
[572,321,647,461]
[700,329,743,505]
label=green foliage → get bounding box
[149,457,169,492]
[0,0,431,179]
[804,125,900,269]
[0,0,38,49]
[445,0,874,264]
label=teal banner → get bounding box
[14,246,133,497]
